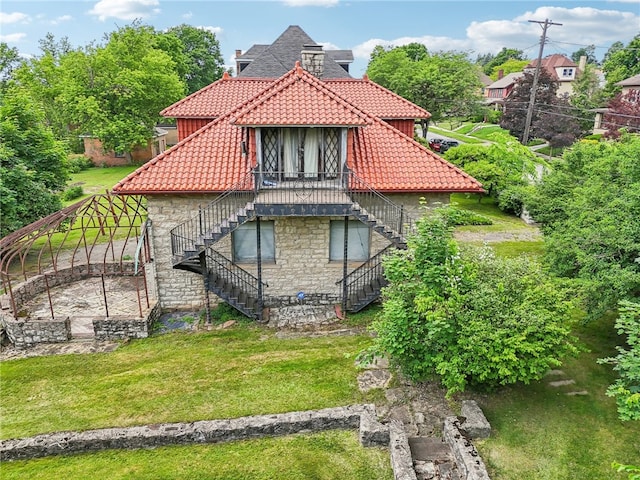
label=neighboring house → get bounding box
[82,127,168,166]
[112,26,483,321]
[484,71,524,110]
[524,54,583,97]
[592,73,640,134]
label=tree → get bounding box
[58,21,186,157]
[0,88,66,236]
[479,47,526,76]
[570,63,606,133]
[162,24,225,95]
[500,68,561,143]
[443,131,537,212]
[598,300,640,422]
[367,44,483,123]
[0,42,22,89]
[603,90,640,138]
[524,134,640,318]
[363,210,580,397]
[571,45,597,65]
[602,35,640,96]
[488,58,529,81]
[534,96,583,149]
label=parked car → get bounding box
[428,138,444,152]
[439,140,459,153]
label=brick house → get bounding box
[112,26,483,320]
[82,127,168,167]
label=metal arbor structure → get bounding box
[0,193,151,321]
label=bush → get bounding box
[432,204,493,226]
[66,155,94,173]
[62,185,84,201]
[363,213,580,396]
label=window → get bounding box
[329,221,370,261]
[232,221,275,263]
[561,68,574,78]
[260,127,341,180]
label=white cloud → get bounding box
[353,5,639,62]
[51,15,73,25]
[282,0,339,6]
[0,12,30,24]
[0,32,27,43]
[196,25,223,36]
[88,0,160,21]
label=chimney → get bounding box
[300,44,325,78]
[498,69,504,80]
[579,55,587,71]
[235,49,242,75]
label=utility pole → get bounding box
[522,19,562,145]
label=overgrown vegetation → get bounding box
[363,210,580,397]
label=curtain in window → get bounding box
[283,130,298,178]
[232,222,275,262]
[329,221,370,261]
[303,129,319,178]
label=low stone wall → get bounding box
[0,404,388,461]
[2,317,71,348]
[93,302,161,341]
[443,417,491,480]
[388,419,418,480]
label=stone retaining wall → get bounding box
[1,317,71,348]
[0,404,387,461]
[93,301,161,341]
[443,417,491,480]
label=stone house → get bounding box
[112,26,483,320]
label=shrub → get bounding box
[62,185,84,201]
[66,155,94,173]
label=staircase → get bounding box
[170,169,416,319]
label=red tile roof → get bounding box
[231,65,370,127]
[327,76,431,120]
[113,64,483,195]
[160,72,271,119]
[350,119,482,192]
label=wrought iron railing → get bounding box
[205,249,266,318]
[337,245,394,312]
[170,172,256,263]
[346,170,416,240]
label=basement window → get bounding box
[232,221,275,263]
[329,221,370,261]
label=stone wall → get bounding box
[443,417,491,480]
[93,301,161,341]
[1,404,387,461]
[2,317,71,348]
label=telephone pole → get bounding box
[522,19,562,145]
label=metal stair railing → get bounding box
[205,249,267,319]
[170,171,256,265]
[337,245,394,312]
[346,170,417,244]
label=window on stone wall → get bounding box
[232,221,275,263]
[329,220,370,261]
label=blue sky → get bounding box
[2,0,639,76]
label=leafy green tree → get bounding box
[0,42,22,88]
[598,301,640,422]
[443,131,537,212]
[367,44,483,123]
[364,210,579,397]
[570,63,606,133]
[571,45,597,65]
[488,58,529,81]
[57,21,186,157]
[524,134,640,318]
[0,88,66,236]
[602,35,640,96]
[162,24,225,94]
[479,47,526,76]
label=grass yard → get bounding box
[1,430,393,480]
[473,314,640,480]
[65,165,139,204]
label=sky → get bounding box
[1,0,639,77]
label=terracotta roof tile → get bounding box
[231,65,370,127]
[160,73,272,118]
[351,118,483,193]
[327,77,431,120]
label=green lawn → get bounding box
[65,165,139,204]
